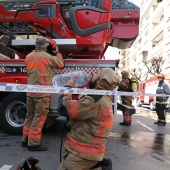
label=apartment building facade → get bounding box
[118,0,170,81]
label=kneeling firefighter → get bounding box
[57,68,119,170]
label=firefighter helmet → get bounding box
[157,73,165,79]
[47,38,59,55]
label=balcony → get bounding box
[151,21,163,40]
[143,37,149,45]
[152,1,164,22]
[151,41,163,56]
[166,43,170,52]
[119,64,125,71]
[120,56,125,64]
[120,50,127,56]
[165,27,170,45]
[130,48,137,57]
[167,16,170,25]
[140,0,153,17]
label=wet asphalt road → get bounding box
[0,108,170,170]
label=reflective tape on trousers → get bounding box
[0,82,169,97]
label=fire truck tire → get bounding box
[150,101,155,111]
[136,98,141,107]
[0,93,27,135]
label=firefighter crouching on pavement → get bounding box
[21,37,64,151]
[57,68,119,170]
[118,70,134,126]
[155,73,170,126]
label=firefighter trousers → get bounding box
[156,103,166,124]
[57,152,101,170]
[121,97,133,123]
[22,96,50,146]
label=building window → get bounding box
[157,0,163,3]
[168,28,170,38]
[145,30,149,37]
[160,15,164,21]
[146,15,149,20]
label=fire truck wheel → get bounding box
[0,93,26,135]
[150,101,155,111]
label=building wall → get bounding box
[118,0,170,81]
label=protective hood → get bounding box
[121,70,129,78]
[97,68,119,91]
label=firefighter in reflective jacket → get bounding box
[21,37,64,151]
[155,73,170,126]
[118,70,133,126]
[57,68,119,170]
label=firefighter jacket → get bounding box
[118,78,133,92]
[62,68,119,161]
[156,80,170,102]
[118,78,133,103]
[25,50,64,97]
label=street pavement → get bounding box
[0,107,170,170]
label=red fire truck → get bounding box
[136,76,170,111]
[0,0,140,134]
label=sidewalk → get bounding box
[135,106,170,121]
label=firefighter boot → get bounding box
[21,137,28,147]
[158,122,166,126]
[154,121,160,124]
[22,142,27,147]
[101,158,112,170]
[28,145,47,151]
[119,122,131,126]
[91,158,112,170]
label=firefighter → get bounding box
[118,70,133,126]
[155,73,170,126]
[21,37,64,151]
[57,68,119,170]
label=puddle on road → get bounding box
[0,135,18,147]
[0,144,10,147]
[109,131,170,163]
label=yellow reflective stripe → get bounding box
[156,101,166,104]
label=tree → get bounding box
[130,67,143,82]
[130,56,165,82]
[143,56,165,76]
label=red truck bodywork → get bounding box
[0,0,140,134]
[0,0,140,59]
[136,76,170,111]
